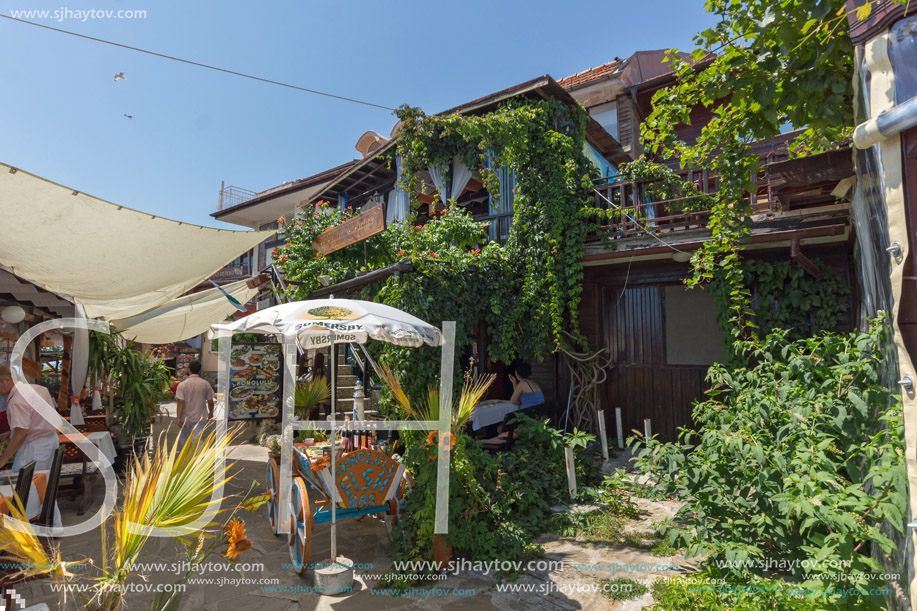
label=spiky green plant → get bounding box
[293,376,331,419]
[377,363,494,433]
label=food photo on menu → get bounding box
[227,343,283,420]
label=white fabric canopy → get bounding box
[0,162,272,321]
[112,279,258,344]
[212,298,443,349]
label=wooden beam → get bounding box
[305,259,414,298]
[790,238,824,280]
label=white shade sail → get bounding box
[112,279,258,344]
[0,162,272,321]
[212,299,443,349]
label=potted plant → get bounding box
[89,329,171,467]
[293,376,330,420]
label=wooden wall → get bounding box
[577,243,855,442]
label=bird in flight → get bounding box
[123,114,133,119]
[114,72,126,82]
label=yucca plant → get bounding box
[0,494,66,584]
[377,364,494,434]
[293,376,331,419]
[89,425,243,611]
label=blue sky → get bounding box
[0,1,718,228]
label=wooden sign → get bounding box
[333,449,400,508]
[312,204,385,256]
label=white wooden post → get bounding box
[644,418,652,441]
[564,446,577,499]
[615,407,624,449]
[597,409,609,462]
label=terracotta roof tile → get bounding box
[556,60,623,89]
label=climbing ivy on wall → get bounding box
[276,98,598,405]
[395,100,598,359]
[743,258,851,338]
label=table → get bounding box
[58,431,117,463]
[471,400,522,431]
[0,471,47,519]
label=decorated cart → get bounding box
[265,443,414,570]
[212,299,443,573]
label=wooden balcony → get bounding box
[591,147,853,242]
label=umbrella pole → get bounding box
[330,335,337,563]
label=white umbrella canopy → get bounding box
[211,298,443,349]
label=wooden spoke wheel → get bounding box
[266,456,280,536]
[386,470,414,532]
[288,477,313,574]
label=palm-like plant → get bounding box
[94,425,242,610]
[377,364,494,433]
[293,376,331,419]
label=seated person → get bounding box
[508,362,544,410]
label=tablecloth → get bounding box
[59,431,117,463]
[471,400,521,431]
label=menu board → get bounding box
[228,343,283,420]
[175,352,198,380]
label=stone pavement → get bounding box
[10,404,690,610]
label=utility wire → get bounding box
[593,187,691,256]
[0,14,397,112]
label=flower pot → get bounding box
[432,534,452,571]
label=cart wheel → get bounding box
[386,470,414,532]
[266,456,280,536]
[288,477,313,574]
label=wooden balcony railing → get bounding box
[592,167,783,239]
[591,132,805,239]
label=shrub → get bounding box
[631,317,906,603]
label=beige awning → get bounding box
[0,162,272,321]
[111,279,258,344]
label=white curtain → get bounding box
[427,156,474,206]
[387,155,409,224]
[427,162,448,206]
[451,157,473,202]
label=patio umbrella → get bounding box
[211,298,443,350]
[212,298,443,563]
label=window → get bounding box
[480,165,515,244]
[589,101,619,140]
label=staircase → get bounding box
[316,348,381,420]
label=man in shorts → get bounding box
[176,360,214,450]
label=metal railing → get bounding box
[218,185,258,210]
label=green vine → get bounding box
[394,100,598,358]
[276,98,599,406]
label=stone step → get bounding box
[336,374,358,386]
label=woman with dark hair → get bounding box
[508,362,544,409]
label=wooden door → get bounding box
[602,285,708,443]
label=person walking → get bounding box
[175,360,214,450]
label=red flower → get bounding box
[472,248,480,255]
[279,255,288,263]
[315,200,328,207]
[428,251,437,258]
[271,249,278,256]
[415,225,423,230]
[278,217,285,224]
[345,206,353,212]
[397,250,406,256]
